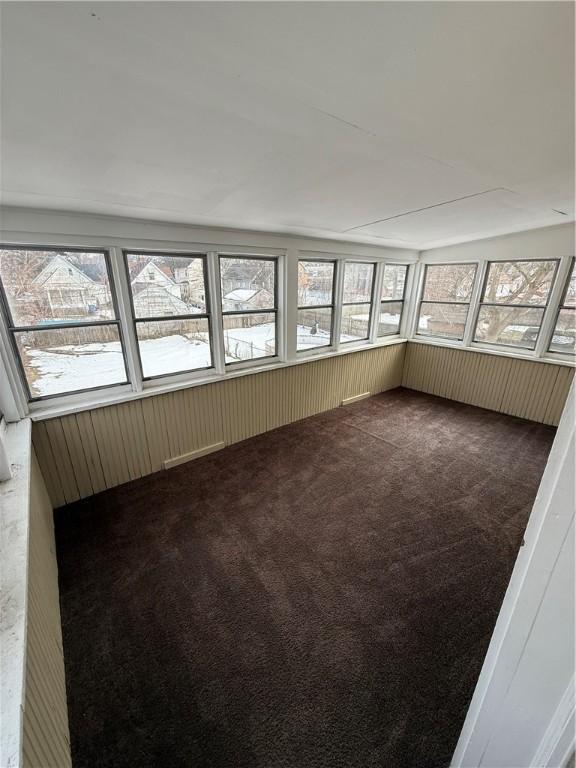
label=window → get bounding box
[219,256,277,364]
[340,262,375,343]
[417,263,477,340]
[125,252,212,379]
[0,246,128,399]
[297,260,336,351]
[474,260,558,350]
[378,264,408,337]
[549,260,575,355]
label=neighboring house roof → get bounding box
[32,255,98,286]
[224,289,260,302]
[132,285,191,316]
[130,260,176,284]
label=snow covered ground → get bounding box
[139,335,211,378]
[23,322,371,397]
[25,341,127,397]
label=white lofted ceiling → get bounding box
[0,1,573,249]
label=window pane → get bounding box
[563,263,576,307]
[423,264,476,302]
[381,265,407,301]
[14,325,126,398]
[126,253,207,317]
[377,301,403,336]
[0,248,114,326]
[343,263,374,303]
[136,319,212,378]
[340,303,371,342]
[297,308,332,350]
[223,313,276,363]
[418,302,469,340]
[220,258,275,311]
[297,261,334,306]
[549,309,576,354]
[474,306,545,349]
[483,261,556,306]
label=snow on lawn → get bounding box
[25,335,212,396]
[25,341,127,397]
[223,322,276,362]
[139,334,211,378]
[24,322,371,397]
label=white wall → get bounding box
[452,381,575,768]
[420,222,574,263]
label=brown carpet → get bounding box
[55,387,555,768]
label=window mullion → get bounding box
[402,262,419,339]
[207,252,226,375]
[0,321,27,420]
[536,255,573,357]
[369,262,385,343]
[110,246,143,392]
[332,260,345,350]
[463,260,486,347]
[285,250,298,361]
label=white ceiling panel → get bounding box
[0,2,573,248]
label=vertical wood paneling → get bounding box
[22,452,71,768]
[403,343,573,427]
[34,341,571,508]
[34,345,406,506]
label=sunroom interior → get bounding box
[0,3,574,768]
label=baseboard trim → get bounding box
[163,442,225,470]
[342,392,371,406]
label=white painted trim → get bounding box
[109,246,142,393]
[538,255,575,357]
[532,678,575,768]
[462,260,487,347]
[207,252,226,377]
[341,392,371,406]
[163,441,225,469]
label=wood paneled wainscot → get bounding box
[403,342,574,427]
[33,343,406,507]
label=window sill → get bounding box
[411,336,576,368]
[28,336,408,421]
[0,418,32,768]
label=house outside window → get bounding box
[0,246,128,399]
[124,252,213,379]
[219,256,278,364]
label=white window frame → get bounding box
[296,257,338,355]
[408,251,575,366]
[471,257,560,353]
[123,249,214,382]
[542,257,575,359]
[218,252,281,370]
[375,263,410,339]
[414,262,479,342]
[7,210,571,419]
[339,260,377,346]
[0,244,132,403]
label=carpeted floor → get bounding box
[55,387,555,768]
